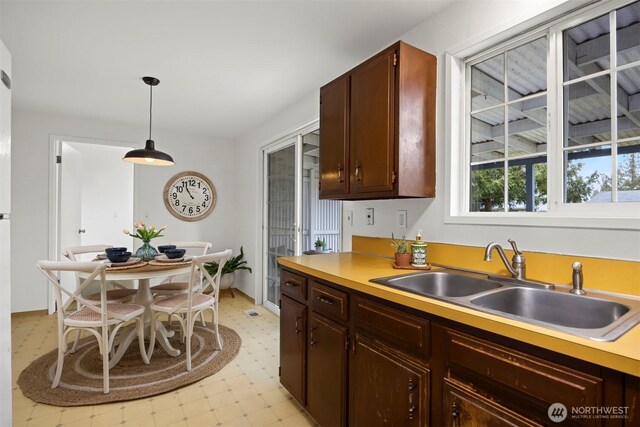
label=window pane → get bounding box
[617,1,640,66]
[564,145,611,203]
[470,164,504,212]
[507,98,547,157]
[471,107,504,162]
[617,67,640,139]
[564,13,610,82]
[534,162,548,211]
[508,37,547,101]
[564,76,611,147]
[506,160,547,212]
[471,54,504,111]
[508,164,526,211]
[617,141,640,199]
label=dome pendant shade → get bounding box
[123,76,174,166]
[123,139,174,165]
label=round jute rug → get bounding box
[17,323,241,406]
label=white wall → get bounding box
[11,108,237,312]
[234,0,640,300]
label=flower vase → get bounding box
[136,240,158,261]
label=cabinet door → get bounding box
[350,334,429,427]
[319,75,349,198]
[280,295,307,406]
[350,49,396,195]
[307,312,347,427]
[444,379,542,427]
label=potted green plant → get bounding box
[204,246,252,298]
[314,238,327,252]
[391,234,410,267]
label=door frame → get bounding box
[47,134,140,313]
[257,121,319,314]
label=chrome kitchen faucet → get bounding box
[484,239,526,280]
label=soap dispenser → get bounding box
[411,229,427,267]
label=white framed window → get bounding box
[446,0,640,230]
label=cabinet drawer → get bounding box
[280,270,307,302]
[355,296,430,358]
[445,330,602,409]
[310,281,348,322]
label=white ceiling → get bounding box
[0,0,454,140]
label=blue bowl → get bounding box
[106,247,127,255]
[158,245,177,253]
[164,248,186,259]
[107,251,131,263]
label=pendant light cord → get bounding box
[148,84,153,140]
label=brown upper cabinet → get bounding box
[319,41,437,200]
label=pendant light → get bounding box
[123,76,174,166]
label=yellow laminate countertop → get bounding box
[278,252,640,377]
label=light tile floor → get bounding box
[11,295,315,427]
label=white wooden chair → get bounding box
[37,261,149,394]
[63,245,139,352]
[63,245,137,303]
[150,241,212,296]
[148,249,232,371]
[150,241,212,327]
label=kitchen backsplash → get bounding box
[352,236,639,296]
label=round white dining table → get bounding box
[81,261,192,367]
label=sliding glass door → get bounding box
[262,127,342,314]
[263,136,302,312]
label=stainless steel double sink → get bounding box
[370,269,640,341]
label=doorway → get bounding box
[48,136,136,312]
[261,126,341,314]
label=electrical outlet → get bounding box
[366,208,374,225]
[346,210,353,225]
[397,210,407,229]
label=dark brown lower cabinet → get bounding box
[279,267,640,427]
[280,295,306,406]
[307,312,348,427]
[350,333,430,427]
[443,379,542,427]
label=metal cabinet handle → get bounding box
[337,163,344,184]
[355,160,361,184]
[316,295,335,305]
[408,378,417,420]
[294,316,301,335]
[408,405,417,420]
[284,281,299,288]
[310,324,317,349]
[451,401,460,427]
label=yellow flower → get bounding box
[149,225,156,231]
[123,229,130,235]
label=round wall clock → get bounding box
[163,171,217,221]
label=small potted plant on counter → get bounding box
[391,234,410,267]
[314,238,327,252]
[204,246,252,298]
